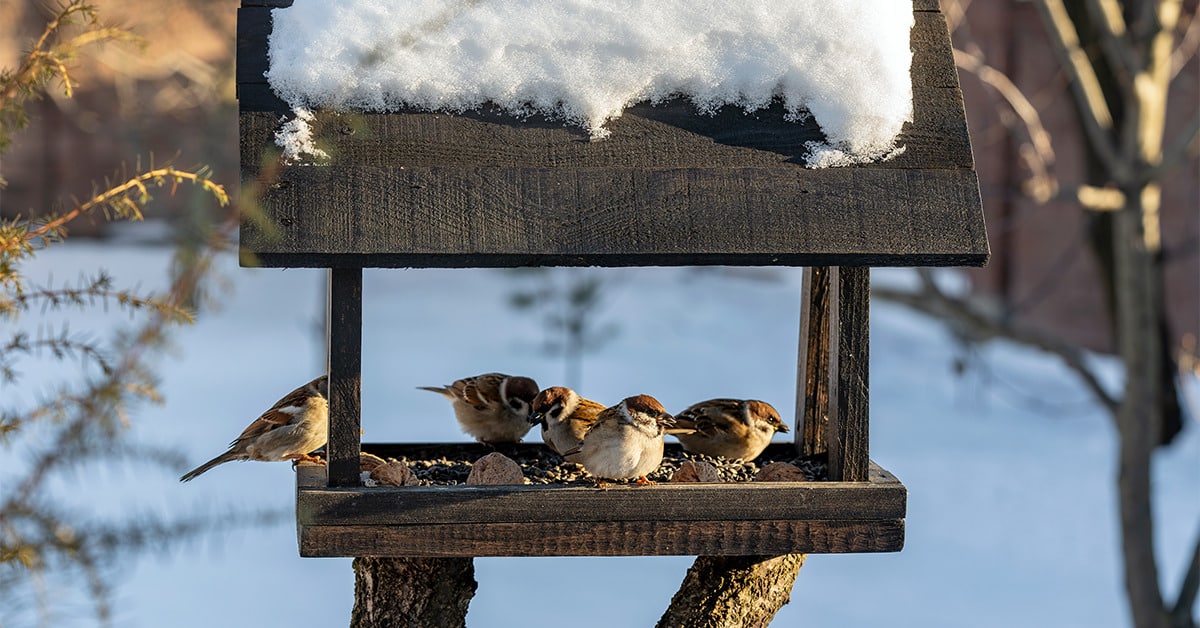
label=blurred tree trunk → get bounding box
[880,2,1199,627]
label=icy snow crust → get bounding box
[267,1,915,167]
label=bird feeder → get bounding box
[236,0,987,557]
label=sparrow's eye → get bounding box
[549,408,562,419]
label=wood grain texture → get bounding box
[298,477,906,527]
[292,449,904,556]
[236,3,988,269]
[327,268,362,487]
[300,519,905,557]
[827,268,871,482]
[238,164,987,268]
[797,267,831,457]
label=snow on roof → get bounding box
[266,1,914,167]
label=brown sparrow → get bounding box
[419,372,539,443]
[671,398,789,461]
[564,394,675,483]
[180,375,329,482]
[528,386,605,459]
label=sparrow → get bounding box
[528,386,605,459]
[671,398,789,461]
[180,375,329,482]
[564,394,675,483]
[419,372,539,443]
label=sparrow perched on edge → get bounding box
[529,386,605,459]
[418,372,539,443]
[671,398,789,461]
[564,394,675,483]
[180,375,329,482]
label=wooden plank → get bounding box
[297,479,905,527]
[797,267,831,457]
[327,268,362,487]
[300,519,905,557]
[238,86,972,171]
[827,268,871,482]
[238,164,987,268]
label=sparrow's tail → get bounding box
[179,451,242,482]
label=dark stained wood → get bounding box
[238,164,986,269]
[293,450,904,557]
[827,268,871,482]
[298,478,905,527]
[327,268,362,487]
[797,267,832,457]
[301,519,905,557]
[238,93,970,171]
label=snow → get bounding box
[7,239,1199,627]
[275,107,330,164]
[266,1,915,166]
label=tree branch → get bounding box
[872,274,1120,412]
[1148,107,1200,177]
[1170,5,1200,77]
[954,46,1059,202]
[1033,0,1129,182]
[1085,0,1137,83]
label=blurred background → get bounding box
[1,1,1197,627]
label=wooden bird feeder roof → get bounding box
[236,0,987,557]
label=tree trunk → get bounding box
[350,557,476,628]
[656,555,806,628]
[1112,202,1169,628]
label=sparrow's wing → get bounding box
[230,380,319,445]
[459,373,506,408]
[570,397,607,428]
[677,399,743,437]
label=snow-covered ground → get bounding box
[6,237,1198,627]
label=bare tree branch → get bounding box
[1085,0,1137,83]
[1170,5,1200,76]
[872,273,1120,412]
[1150,107,1200,176]
[1033,0,1129,182]
[954,46,1059,202]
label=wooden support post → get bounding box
[657,554,807,628]
[327,267,362,487]
[350,557,476,628]
[796,267,832,457]
[827,267,870,482]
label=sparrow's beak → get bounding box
[777,422,790,433]
[529,411,546,427]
